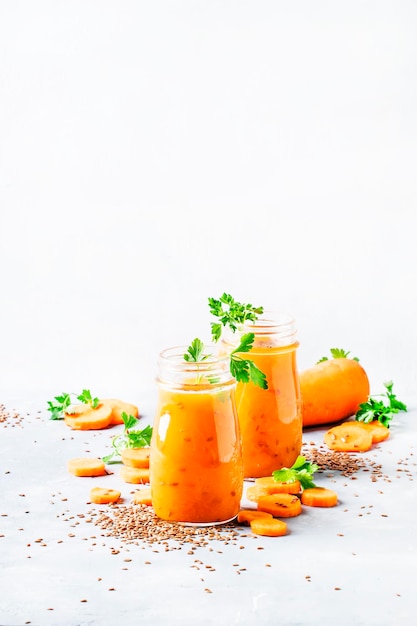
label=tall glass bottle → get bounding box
[223,312,302,478]
[150,345,244,525]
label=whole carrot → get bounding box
[300,350,370,428]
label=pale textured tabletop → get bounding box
[1,389,416,626]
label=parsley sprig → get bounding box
[230,333,268,389]
[208,293,264,342]
[208,292,268,389]
[355,380,407,428]
[47,389,100,420]
[317,348,359,363]
[272,455,319,489]
[103,412,153,464]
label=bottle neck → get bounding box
[222,311,298,349]
[157,344,234,390]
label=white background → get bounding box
[1,0,416,407]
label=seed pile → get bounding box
[91,504,247,551]
[0,403,23,428]
[303,442,386,481]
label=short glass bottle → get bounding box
[222,312,302,478]
[150,345,244,525]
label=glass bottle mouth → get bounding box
[223,310,298,348]
[157,344,233,389]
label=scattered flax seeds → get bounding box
[90,504,245,551]
[302,443,387,481]
[0,403,24,427]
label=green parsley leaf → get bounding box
[355,380,407,428]
[272,456,319,489]
[317,348,359,363]
[77,389,100,408]
[47,392,72,420]
[184,338,209,363]
[230,332,268,389]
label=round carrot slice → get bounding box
[250,518,288,537]
[131,488,152,506]
[237,509,273,525]
[254,476,301,495]
[324,421,373,452]
[101,398,139,425]
[355,420,390,443]
[121,447,150,468]
[64,402,112,430]
[257,493,302,518]
[90,487,121,504]
[67,457,106,477]
[301,487,338,507]
[120,465,150,484]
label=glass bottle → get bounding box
[150,345,244,525]
[222,312,302,478]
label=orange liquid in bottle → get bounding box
[235,343,302,478]
[150,348,244,525]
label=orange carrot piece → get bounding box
[237,509,273,525]
[254,476,301,495]
[121,447,150,469]
[246,484,270,502]
[300,358,370,428]
[257,493,302,518]
[301,487,338,507]
[90,487,121,504]
[250,518,288,537]
[67,457,106,477]
[356,420,390,443]
[120,465,150,484]
[101,398,139,425]
[324,421,373,452]
[131,488,152,506]
[64,402,112,430]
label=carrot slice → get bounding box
[324,421,373,452]
[67,457,107,477]
[90,487,121,504]
[257,493,302,518]
[246,484,270,502]
[250,518,288,537]
[101,398,139,425]
[64,402,112,430]
[254,476,301,495]
[237,509,273,525]
[356,420,390,443]
[121,447,150,468]
[301,487,338,507]
[131,487,152,506]
[120,466,150,484]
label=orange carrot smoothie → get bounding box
[224,313,302,478]
[150,347,244,525]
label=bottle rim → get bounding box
[240,310,296,336]
[157,344,233,388]
[159,344,229,369]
